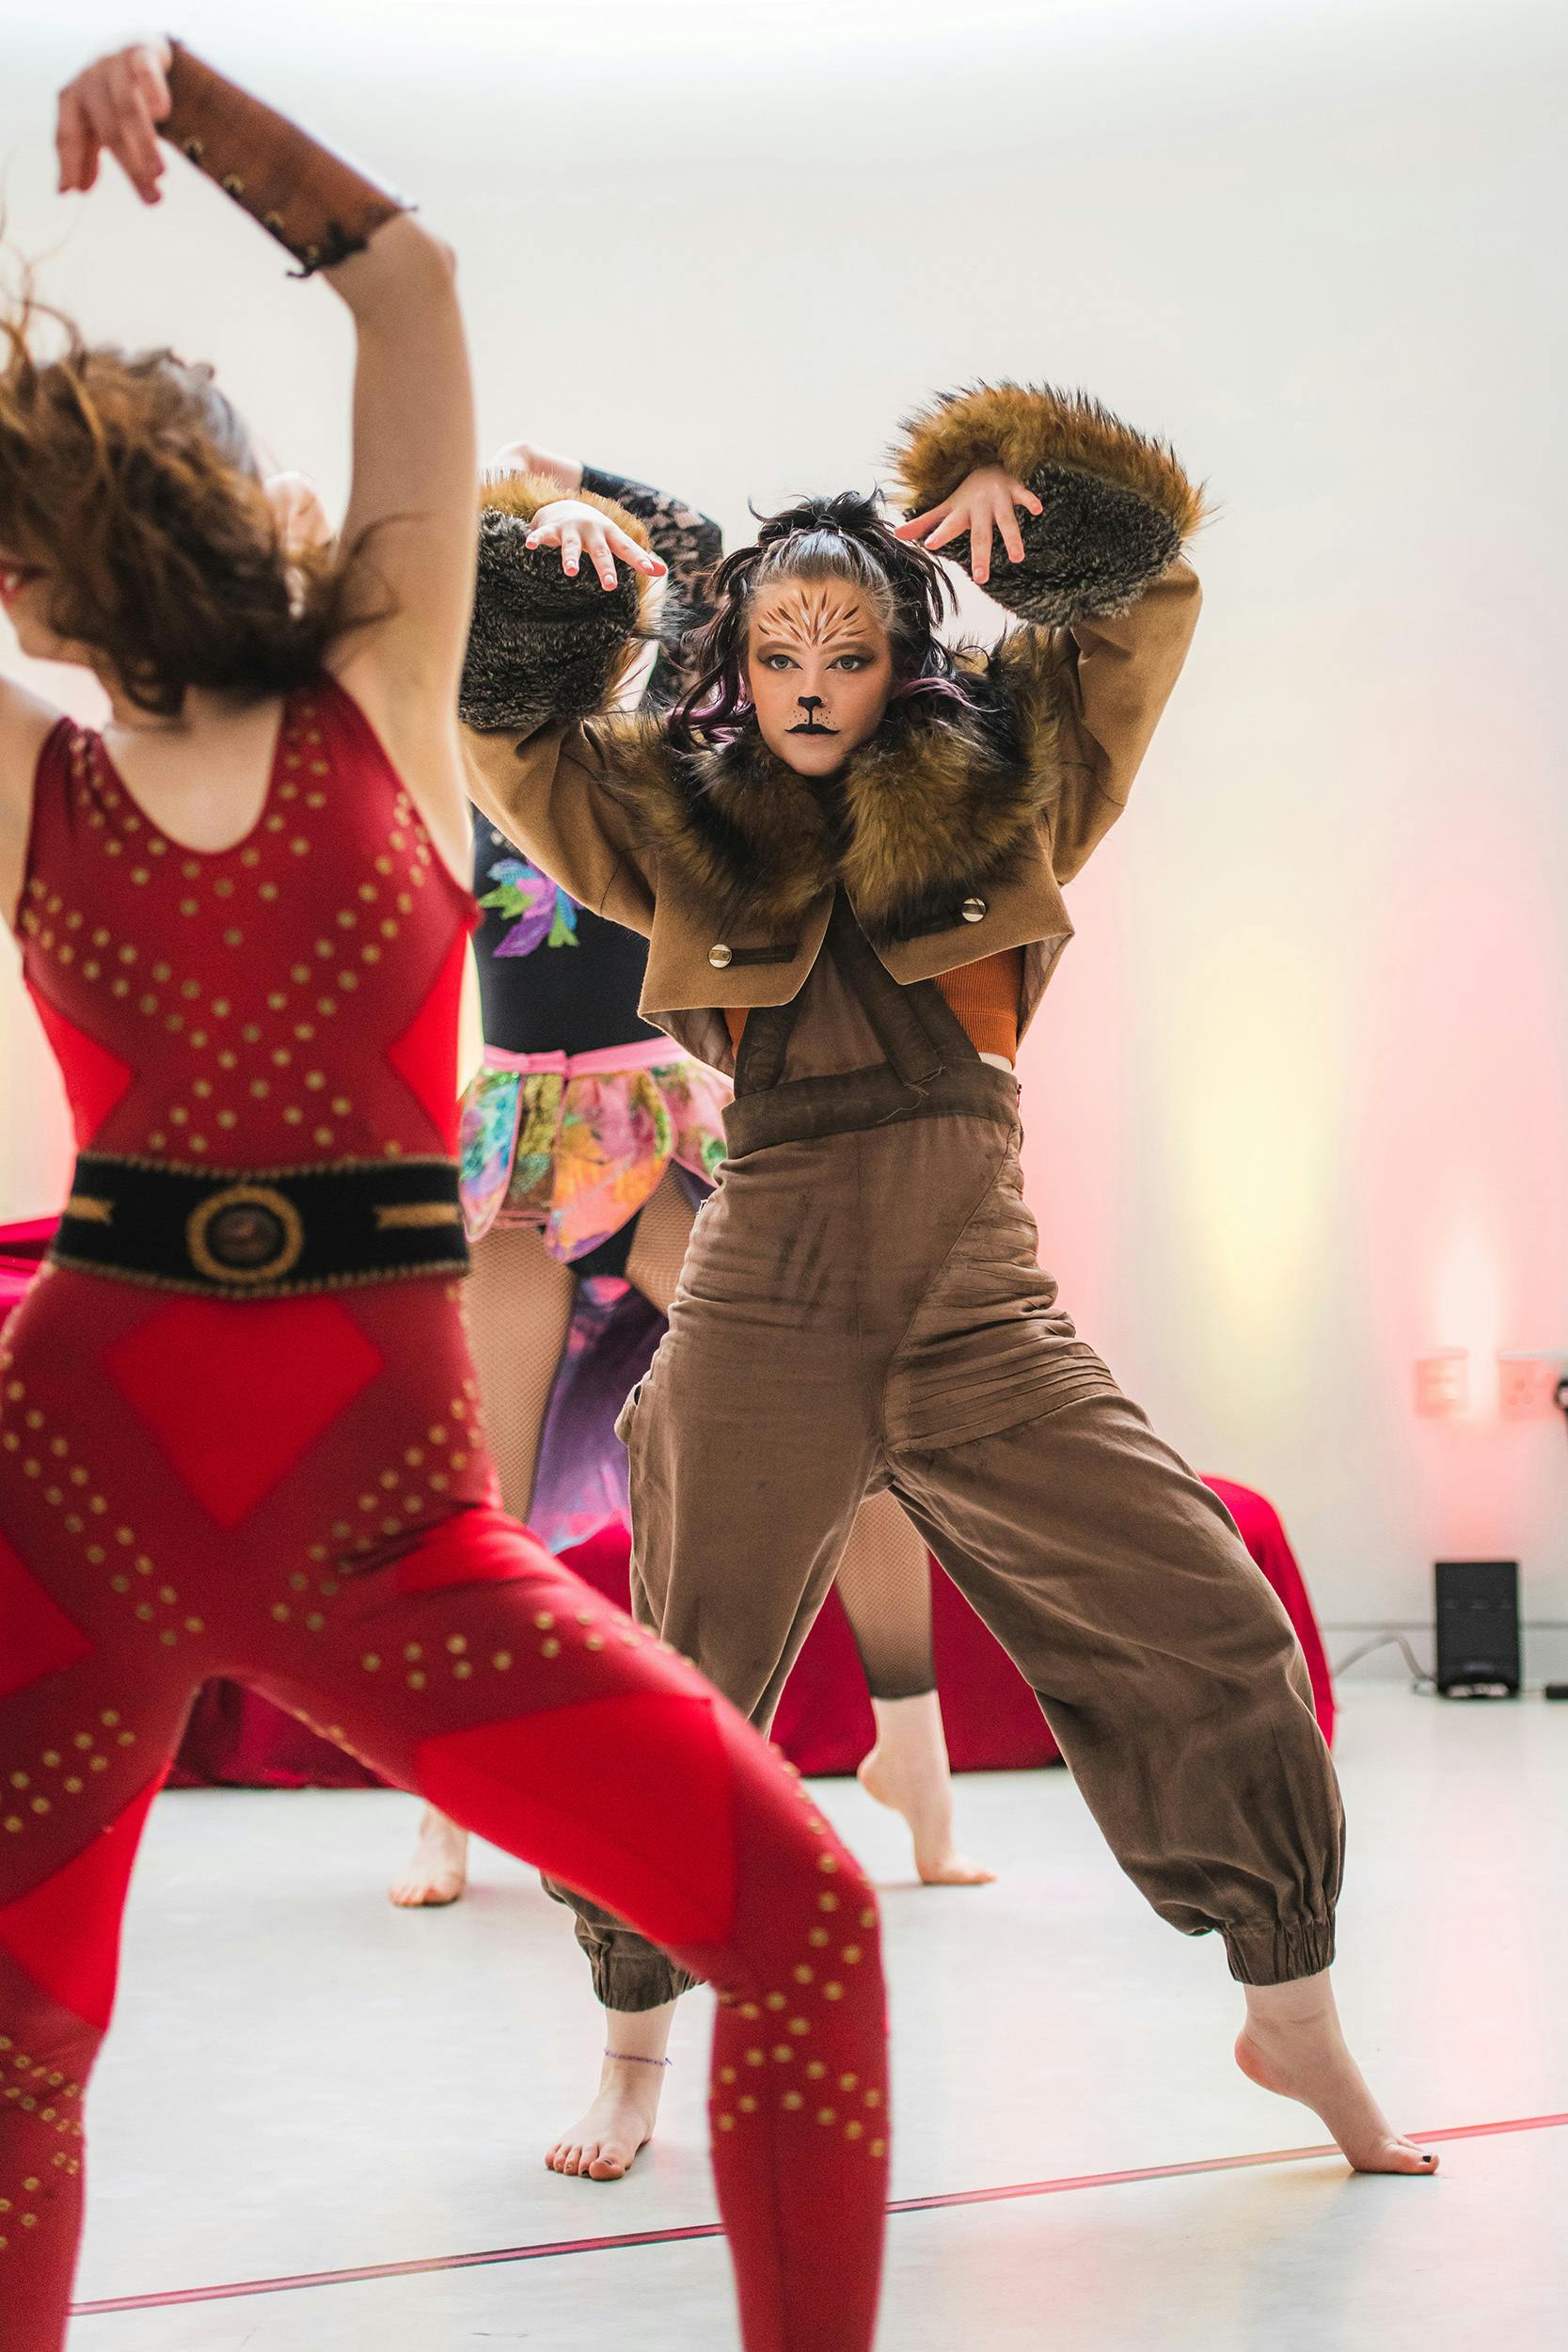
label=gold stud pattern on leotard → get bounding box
[705,1773,888,2145]
[0,1375,195,1728]
[39,707,449,1168]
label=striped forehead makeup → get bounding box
[753,584,879,653]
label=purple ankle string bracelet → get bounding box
[605,2049,672,2068]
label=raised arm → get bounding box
[458,471,669,926]
[322,214,474,755]
[244,449,676,925]
[483,441,721,706]
[52,37,477,875]
[893,382,1206,881]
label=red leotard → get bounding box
[0,680,887,2352]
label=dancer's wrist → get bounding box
[164,40,412,276]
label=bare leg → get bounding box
[837,1488,994,1885]
[389,1219,576,1907]
[546,1999,677,2181]
[857,1692,995,1885]
[1236,1972,1438,2174]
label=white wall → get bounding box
[4,0,1566,1656]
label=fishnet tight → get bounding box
[466,1173,936,1699]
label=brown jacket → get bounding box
[461,383,1205,1074]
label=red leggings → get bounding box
[0,1268,888,2352]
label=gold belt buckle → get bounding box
[185,1184,306,1286]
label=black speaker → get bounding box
[1434,1559,1520,1696]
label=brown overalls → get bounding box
[558,895,1345,2007]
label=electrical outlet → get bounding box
[1497,1351,1567,1420]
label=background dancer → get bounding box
[395,437,992,1916]
[462,380,1439,2185]
[0,41,888,2350]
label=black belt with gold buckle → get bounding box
[50,1152,468,1299]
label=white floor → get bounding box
[69,1687,1568,2350]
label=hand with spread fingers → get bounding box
[525,498,668,594]
[895,462,1043,589]
[56,40,175,205]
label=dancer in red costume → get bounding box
[0,41,887,2352]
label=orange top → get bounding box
[724,947,1022,1067]
[935,948,1023,1064]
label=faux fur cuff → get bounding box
[891,382,1207,625]
[459,472,662,733]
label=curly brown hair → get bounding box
[0,287,365,716]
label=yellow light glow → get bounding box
[1161,917,1339,1414]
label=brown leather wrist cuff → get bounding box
[164,40,411,276]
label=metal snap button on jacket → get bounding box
[708,944,734,968]
[960,896,988,924]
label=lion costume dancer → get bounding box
[464,379,1437,2182]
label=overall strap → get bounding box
[825,895,980,1085]
[732,993,805,1098]
[733,891,984,1102]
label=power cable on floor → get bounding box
[1330,1630,1435,1691]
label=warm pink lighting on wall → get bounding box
[1414,1349,1469,1418]
[1497,1352,1566,1422]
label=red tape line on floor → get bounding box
[72,2109,1568,2316]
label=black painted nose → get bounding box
[798,694,824,713]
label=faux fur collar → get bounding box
[606,632,1073,944]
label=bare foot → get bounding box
[857,1692,996,1885]
[546,2055,666,2181]
[1236,1974,1438,2175]
[388,1806,468,1908]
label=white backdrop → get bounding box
[3,0,1566,1657]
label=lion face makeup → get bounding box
[744,580,895,776]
